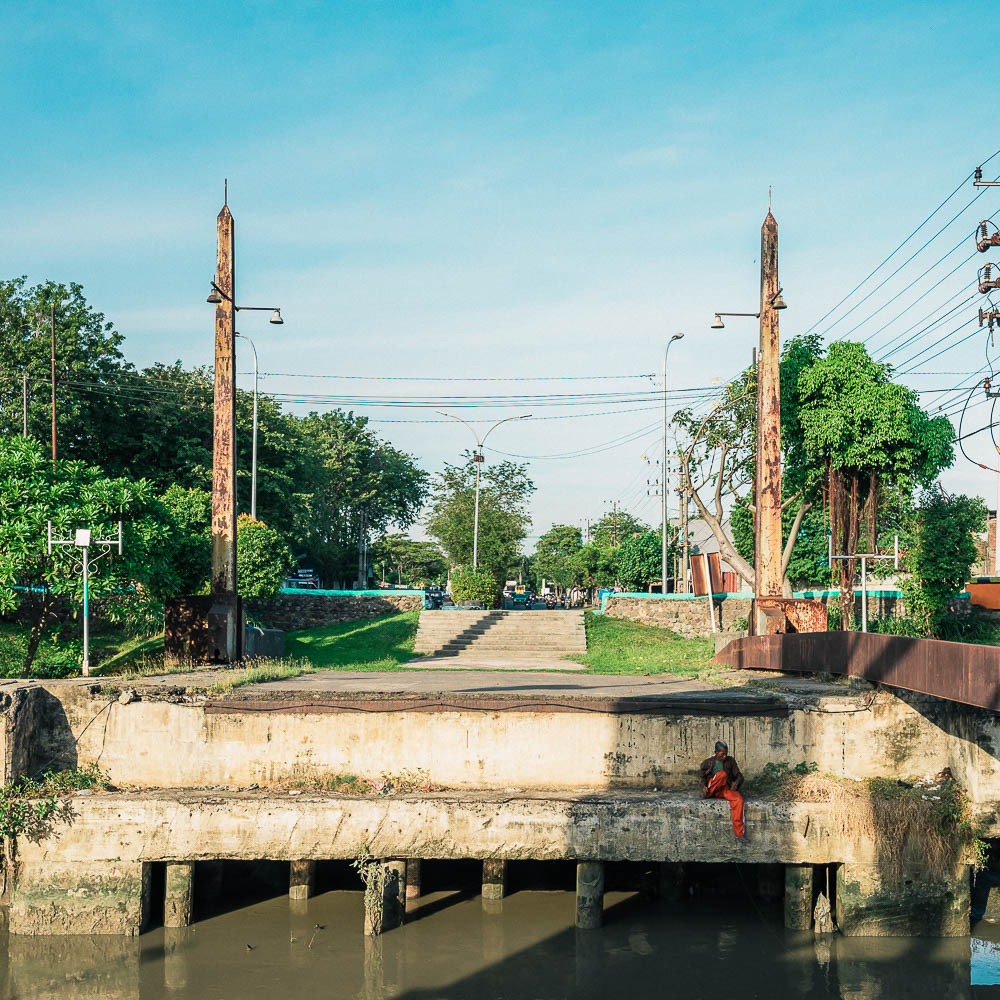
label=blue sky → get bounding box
[2,1,997,544]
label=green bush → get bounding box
[237,515,296,598]
[450,566,499,607]
[902,491,986,636]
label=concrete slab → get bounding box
[403,655,587,671]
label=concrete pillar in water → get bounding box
[405,859,421,908]
[836,862,970,937]
[576,861,605,929]
[164,862,195,928]
[482,859,507,901]
[364,860,405,936]
[164,926,194,991]
[784,864,813,930]
[289,860,316,900]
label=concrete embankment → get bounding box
[1,670,997,938]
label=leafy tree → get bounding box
[615,529,675,591]
[534,524,583,589]
[298,411,428,584]
[372,534,448,587]
[0,436,175,675]
[237,515,295,598]
[730,503,830,589]
[572,543,616,590]
[450,565,499,607]
[798,343,953,623]
[590,510,648,550]
[426,455,535,581]
[160,484,211,595]
[902,491,986,635]
[0,278,135,469]
[675,335,825,593]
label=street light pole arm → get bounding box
[481,413,532,447]
[435,411,482,449]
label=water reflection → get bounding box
[0,890,993,999]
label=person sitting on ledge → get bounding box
[700,740,747,842]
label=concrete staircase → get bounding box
[413,609,587,660]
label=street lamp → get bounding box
[235,332,260,520]
[207,282,283,324]
[662,333,684,594]
[437,412,532,568]
[710,291,786,329]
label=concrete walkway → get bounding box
[404,654,586,671]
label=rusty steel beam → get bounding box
[212,201,237,598]
[755,211,783,610]
[713,632,1000,713]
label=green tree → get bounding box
[730,503,831,589]
[450,565,500,607]
[426,455,535,581]
[572,543,617,590]
[534,524,583,589]
[0,278,135,469]
[902,491,986,635]
[0,436,175,675]
[615,529,675,591]
[160,484,211,595]
[237,514,295,598]
[798,342,953,623]
[590,510,648,550]
[675,335,825,592]
[372,534,448,587]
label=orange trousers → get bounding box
[706,769,745,837]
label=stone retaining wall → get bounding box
[604,592,908,638]
[246,593,422,632]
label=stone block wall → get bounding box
[604,592,909,638]
[603,595,752,637]
[246,593,422,632]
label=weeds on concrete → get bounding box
[208,657,316,694]
[282,769,434,796]
[0,764,109,842]
[748,763,986,879]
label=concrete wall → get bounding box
[7,683,999,824]
[246,593,422,631]
[603,592,910,638]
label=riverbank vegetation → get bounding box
[745,762,986,878]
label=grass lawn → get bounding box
[570,611,717,678]
[285,610,421,671]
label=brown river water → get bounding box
[3,862,1000,999]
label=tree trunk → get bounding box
[21,594,55,678]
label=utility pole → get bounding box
[22,374,28,436]
[50,301,56,465]
[662,334,684,593]
[211,185,241,661]
[754,210,784,612]
[680,488,689,593]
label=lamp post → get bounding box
[235,332,259,520]
[437,412,532,568]
[48,521,123,677]
[662,333,684,593]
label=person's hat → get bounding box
[714,740,728,752]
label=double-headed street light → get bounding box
[207,281,284,325]
[437,412,532,569]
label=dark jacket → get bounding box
[700,755,744,792]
